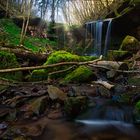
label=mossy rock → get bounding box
[134,100,140,123]
[31,51,98,81]
[44,50,97,65]
[128,76,140,85]
[0,51,22,81]
[30,69,48,81]
[120,35,140,53]
[107,50,131,61]
[64,96,88,119]
[62,66,96,84]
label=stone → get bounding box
[47,85,67,100]
[120,35,140,53]
[64,96,88,118]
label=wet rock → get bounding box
[134,100,140,123]
[20,96,48,118]
[107,50,130,61]
[48,110,63,119]
[64,96,88,118]
[47,85,67,101]
[14,136,30,140]
[0,122,8,130]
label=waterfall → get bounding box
[104,18,113,56]
[95,20,103,56]
[85,18,112,56]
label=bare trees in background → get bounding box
[20,0,33,45]
[62,0,124,25]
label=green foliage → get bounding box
[0,19,57,52]
[62,66,94,83]
[0,51,22,81]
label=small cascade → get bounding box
[85,18,112,56]
[94,20,103,56]
[104,18,113,56]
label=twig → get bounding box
[48,66,76,76]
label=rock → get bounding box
[14,136,29,140]
[128,75,140,85]
[134,100,140,123]
[107,50,131,61]
[0,122,8,130]
[47,85,67,100]
[0,50,22,81]
[98,86,111,98]
[64,96,88,118]
[62,66,97,84]
[20,96,48,117]
[48,110,63,119]
[120,35,140,53]
[30,69,48,81]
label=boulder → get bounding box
[0,51,22,81]
[64,96,88,119]
[120,35,140,53]
[62,66,97,84]
[107,50,131,61]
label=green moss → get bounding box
[120,35,140,53]
[135,101,140,112]
[31,51,97,81]
[128,77,140,85]
[107,50,130,60]
[0,51,22,81]
[62,66,94,83]
[30,69,48,81]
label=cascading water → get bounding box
[85,18,112,56]
[95,20,103,56]
[104,18,113,56]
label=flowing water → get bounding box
[104,18,113,56]
[85,18,112,56]
[33,97,140,140]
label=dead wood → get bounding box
[0,47,48,63]
[0,55,103,73]
[92,80,115,90]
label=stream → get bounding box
[33,96,140,140]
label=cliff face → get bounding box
[108,0,140,49]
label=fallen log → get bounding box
[0,47,48,64]
[0,55,102,73]
[89,61,129,78]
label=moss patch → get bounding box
[0,51,22,81]
[107,50,130,61]
[62,66,95,84]
[31,51,97,81]
[128,76,140,86]
[120,35,140,53]
[30,69,47,81]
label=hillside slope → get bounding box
[0,19,57,52]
